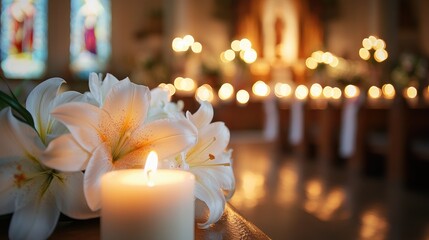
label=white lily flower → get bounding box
[0,107,97,240]
[26,77,91,145]
[147,87,185,122]
[37,78,92,172]
[86,72,120,107]
[181,101,235,229]
[50,78,198,211]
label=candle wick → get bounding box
[146,169,155,187]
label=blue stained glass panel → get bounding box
[70,0,111,79]
[1,0,47,79]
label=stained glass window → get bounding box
[70,0,111,79]
[0,0,47,79]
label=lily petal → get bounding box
[47,90,92,141]
[42,134,90,172]
[88,73,103,106]
[193,165,235,200]
[147,101,185,123]
[146,107,169,122]
[26,77,65,138]
[14,170,45,212]
[194,178,226,229]
[88,73,120,106]
[187,122,230,164]
[52,172,99,219]
[112,148,148,170]
[127,118,197,162]
[0,108,44,158]
[102,79,150,133]
[186,101,214,129]
[150,87,170,105]
[9,192,60,240]
[52,102,104,152]
[0,185,15,215]
[52,90,90,108]
[0,164,15,214]
[84,143,114,211]
[217,150,235,199]
[101,74,122,101]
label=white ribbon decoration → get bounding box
[339,96,363,158]
[263,96,279,141]
[289,100,304,145]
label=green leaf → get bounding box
[6,84,35,126]
[0,89,35,129]
[0,98,8,110]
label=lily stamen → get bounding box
[112,130,132,161]
[190,162,231,168]
[187,137,216,162]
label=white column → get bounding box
[163,0,195,67]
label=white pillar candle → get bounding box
[101,153,195,240]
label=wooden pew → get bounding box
[351,95,429,191]
[278,99,342,165]
[278,101,292,152]
[400,101,429,191]
[351,103,390,176]
[173,95,265,132]
[316,103,342,165]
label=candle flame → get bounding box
[144,151,158,187]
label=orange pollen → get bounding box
[14,173,26,188]
[100,133,107,142]
[209,154,215,160]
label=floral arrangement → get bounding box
[0,73,235,239]
[391,52,428,89]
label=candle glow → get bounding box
[252,80,270,97]
[174,77,196,92]
[231,40,241,51]
[143,151,158,187]
[368,86,381,99]
[275,82,292,98]
[242,49,257,63]
[218,83,234,100]
[196,84,215,102]
[323,86,333,98]
[310,83,323,98]
[183,35,195,46]
[158,83,176,97]
[191,42,202,53]
[359,48,370,60]
[172,35,199,53]
[332,87,342,100]
[295,85,309,100]
[236,89,250,104]
[224,49,235,62]
[382,84,395,99]
[305,57,318,69]
[239,38,252,51]
[359,36,388,62]
[344,85,360,98]
[404,86,417,99]
[306,50,339,69]
[101,153,195,240]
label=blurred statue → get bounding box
[78,0,104,55]
[262,0,298,64]
[70,0,110,78]
[9,0,35,55]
